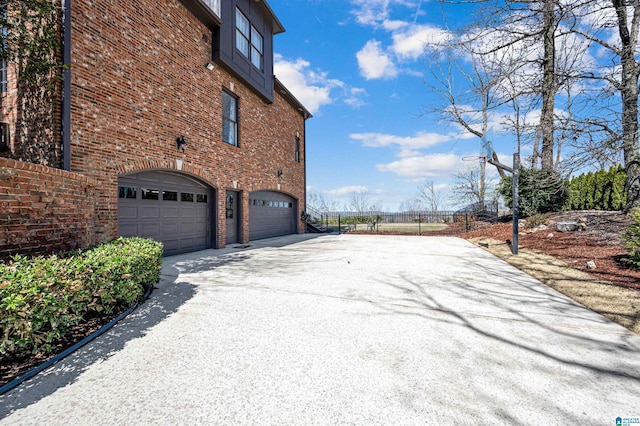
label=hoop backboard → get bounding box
[481,136,494,160]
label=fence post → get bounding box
[338,214,341,234]
[465,212,469,232]
[419,213,422,236]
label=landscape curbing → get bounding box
[0,284,155,396]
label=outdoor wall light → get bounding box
[205,62,215,71]
[277,170,283,179]
[176,136,187,152]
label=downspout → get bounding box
[61,0,71,171]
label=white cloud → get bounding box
[382,19,408,31]
[326,185,369,196]
[274,54,367,115]
[350,131,453,150]
[348,1,454,79]
[398,149,423,158]
[344,87,368,108]
[356,40,398,80]
[376,153,462,178]
[350,0,392,26]
[391,25,451,60]
[350,0,417,27]
[274,56,331,115]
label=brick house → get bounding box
[0,0,310,256]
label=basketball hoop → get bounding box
[462,155,487,162]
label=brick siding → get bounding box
[0,158,97,259]
[70,0,306,248]
[0,0,307,256]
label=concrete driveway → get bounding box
[1,234,639,425]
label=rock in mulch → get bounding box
[557,221,578,232]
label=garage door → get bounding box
[249,191,297,240]
[118,171,213,256]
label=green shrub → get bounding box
[0,237,163,358]
[623,208,640,270]
[498,167,569,217]
[526,213,549,228]
[341,216,374,224]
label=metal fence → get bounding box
[305,203,499,236]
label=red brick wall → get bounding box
[0,158,97,259]
[70,0,306,247]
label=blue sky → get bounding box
[270,0,513,210]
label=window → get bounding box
[0,58,6,94]
[222,90,238,146]
[118,186,137,199]
[181,192,194,202]
[235,7,264,71]
[142,189,159,200]
[235,9,250,57]
[250,27,263,70]
[163,190,178,201]
[197,194,208,203]
[203,0,220,17]
[226,193,234,218]
[295,136,300,163]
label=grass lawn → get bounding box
[352,222,449,232]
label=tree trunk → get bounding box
[620,65,640,210]
[613,0,640,210]
[540,0,556,171]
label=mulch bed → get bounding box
[460,210,640,291]
[0,309,126,389]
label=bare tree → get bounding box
[432,0,640,208]
[539,0,558,171]
[440,0,589,172]
[499,66,539,159]
[452,164,499,207]
[425,41,510,178]
[565,0,640,209]
[346,190,371,217]
[307,193,340,214]
[399,197,423,212]
[452,166,485,206]
[417,181,446,215]
[369,199,384,214]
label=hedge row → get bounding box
[568,165,626,211]
[623,208,640,270]
[0,237,163,358]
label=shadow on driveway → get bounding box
[0,274,195,418]
[0,233,328,418]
